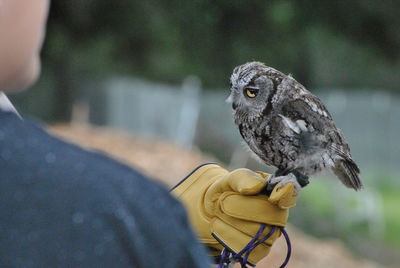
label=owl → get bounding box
[228,61,362,191]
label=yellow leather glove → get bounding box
[171,163,297,265]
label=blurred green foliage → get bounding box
[379,185,400,246]
[19,0,399,121]
[291,175,400,265]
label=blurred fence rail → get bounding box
[83,76,400,179]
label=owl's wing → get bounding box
[277,90,347,159]
[279,94,362,189]
[280,93,334,133]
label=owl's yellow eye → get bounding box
[245,88,259,98]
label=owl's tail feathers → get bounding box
[332,158,363,190]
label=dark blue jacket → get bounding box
[0,110,210,268]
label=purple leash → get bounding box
[218,224,292,268]
[278,227,292,268]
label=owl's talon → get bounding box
[268,173,302,193]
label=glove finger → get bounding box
[226,168,269,195]
[214,208,281,238]
[268,183,298,209]
[205,168,268,214]
[217,192,289,226]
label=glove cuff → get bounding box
[170,162,218,194]
[171,162,227,253]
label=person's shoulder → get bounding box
[0,112,173,205]
[0,112,210,267]
[0,112,186,222]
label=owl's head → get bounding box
[227,61,283,119]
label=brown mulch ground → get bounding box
[48,124,382,268]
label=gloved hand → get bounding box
[171,163,297,265]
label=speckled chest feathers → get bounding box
[227,61,362,190]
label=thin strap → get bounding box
[218,224,292,267]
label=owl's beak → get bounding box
[225,92,238,110]
[225,93,237,110]
[225,93,233,104]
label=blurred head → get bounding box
[0,0,50,92]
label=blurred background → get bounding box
[8,1,400,267]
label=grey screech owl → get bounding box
[228,61,362,191]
